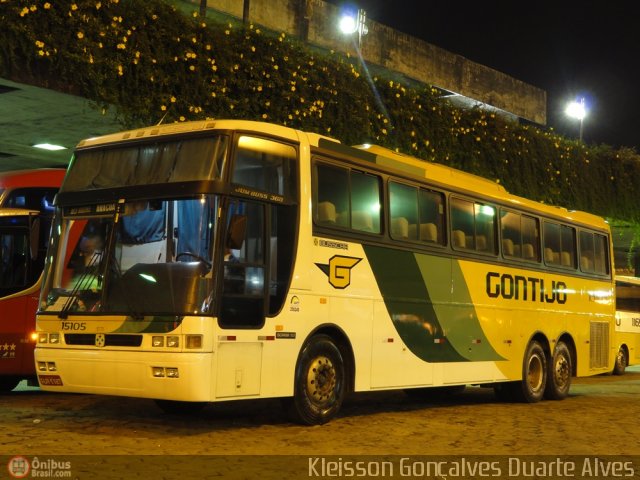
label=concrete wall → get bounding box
[195,0,546,124]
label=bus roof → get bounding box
[616,275,640,285]
[75,119,335,150]
[0,169,66,189]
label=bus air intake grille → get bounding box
[589,321,609,369]
[64,334,143,347]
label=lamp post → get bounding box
[565,97,587,142]
[338,8,368,49]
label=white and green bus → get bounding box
[35,120,615,424]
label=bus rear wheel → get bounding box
[285,334,345,425]
[545,341,572,400]
[613,346,627,375]
[513,340,547,403]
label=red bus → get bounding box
[0,169,65,392]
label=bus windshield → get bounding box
[40,195,218,317]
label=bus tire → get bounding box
[544,341,572,400]
[513,340,547,403]
[155,400,206,415]
[285,334,345,425]
[0,377,20,393]
[613,346,627,375]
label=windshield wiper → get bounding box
[58,252,102,318]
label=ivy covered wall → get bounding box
[2,0,640,229]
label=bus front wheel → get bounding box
[513,340,547,403]
[613,346,627,375]
[544,341,572,400]
[285,334,345,425]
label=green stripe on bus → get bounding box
[416,256,504,362]
[364,245,466,362]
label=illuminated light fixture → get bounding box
[338,8,368,48]
[565,97,587,142]
[139,273,157,283]
[339,14,358,34]
[33,143,67,151]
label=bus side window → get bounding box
[579,231,595,272]
[418,189,444,244]
[543,222,560,265]
[350,171,381,234]
[389,182,418,240]
[521,215,540,262]
[451,198,474,250]
[580,231,609,275]
[315,163,348,227]
[451,198,495,253]
[617,281,640,312]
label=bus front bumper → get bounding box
[34,347,212,401]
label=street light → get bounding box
[338,8,368,48]
[565,97,587,142]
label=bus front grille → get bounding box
[64,334,143,347]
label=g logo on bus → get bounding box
[95,333,106,348]
[315,255,362,289]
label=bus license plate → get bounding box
[38,375,63,386]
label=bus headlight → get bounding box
[152,336,164,348]
[185,335,202,349]
[38,333,48,344]
[166,336,180,348]
[49,333,60,344]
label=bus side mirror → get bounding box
[29,216,40,261]
[226,214,247,250]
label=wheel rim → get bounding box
[305,355,337,406]
[527,354,544,392]
[553,353,570,388]
[616,349,626,369]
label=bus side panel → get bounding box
[365,246,505,387]
[458,259,614,378]
[0,288,38,377]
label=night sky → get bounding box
[326,1,640,149]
